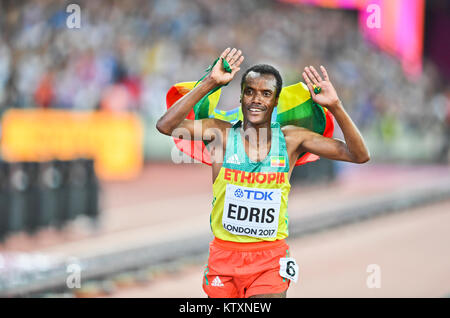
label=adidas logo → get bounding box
[226,154,241,164]
[211,276,224,287]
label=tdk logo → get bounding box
[234,188,274,201]
[234,189,244,198]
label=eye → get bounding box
[264,91,272,97]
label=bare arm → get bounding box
[156,47,244,141]
[286,65,370,164]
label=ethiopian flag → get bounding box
[166,70,334,166]
[271,156,286,167]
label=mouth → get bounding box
[247,105,267,114]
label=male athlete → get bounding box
[157,48,370,298]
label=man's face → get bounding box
[241,72,278,126]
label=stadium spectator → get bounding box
[0,0,446,161]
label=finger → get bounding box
[220,48,231,59]
[231,67,241,77]
[320,65,330,81]
[309,66,323,83]
[232,54,244,68]
[302,72,315,97]
[304,67,319,86]
[231,56,244,76]
[302,72,316,97]
[229,49,242,65]
[225,48,237,61]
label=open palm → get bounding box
[210,48,245,86]
[302,66,340,108]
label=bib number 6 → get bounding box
[279,257,299,283]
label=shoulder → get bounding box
[281,125,318,152]
[202,118,233,146]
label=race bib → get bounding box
[222,184,281,238]
[279,257,299,283]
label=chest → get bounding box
[242,139,272,162]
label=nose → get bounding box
[252,93,263,105]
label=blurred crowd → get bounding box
[0,0,449,161]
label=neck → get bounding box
[242,119,272,145]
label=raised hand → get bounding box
[302,65,341,109]
[209,48,245,86]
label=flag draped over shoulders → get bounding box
[165,66,334,166]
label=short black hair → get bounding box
[240,64,283,98]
